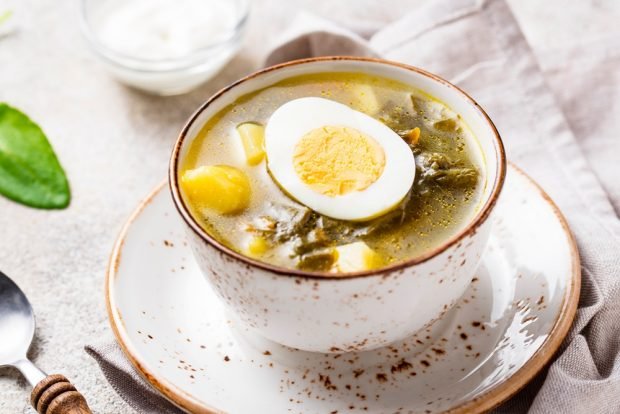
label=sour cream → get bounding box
[95,0,237,60]
[83,0,247,94]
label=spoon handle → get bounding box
[31,374,92,414]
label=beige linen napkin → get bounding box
[87,0,620,412]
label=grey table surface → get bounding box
[1,0,618,413]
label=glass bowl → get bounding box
[80,0,249,96]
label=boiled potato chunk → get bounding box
[333,241,383,272]
[181,165,250,214]
[350,83,381,115]
[246,235,269,257]
[236,123,265,166]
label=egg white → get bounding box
[265,97,415,221]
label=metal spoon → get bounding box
[0,271,91,414]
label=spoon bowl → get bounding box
[0,271,45,386]
[0,271,36,368]
[0,271,92,414]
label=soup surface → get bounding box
[180,72,485,273]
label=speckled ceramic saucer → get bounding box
[106,164,580,414]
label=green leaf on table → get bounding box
[0,103,71,209]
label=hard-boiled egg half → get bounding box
[265,97,415,221]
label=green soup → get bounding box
[180,72,485,273]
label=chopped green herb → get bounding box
[0,10,12,27]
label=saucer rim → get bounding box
[105,163,581,414]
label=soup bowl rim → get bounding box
[168,56,507,280]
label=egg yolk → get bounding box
[292,126,386,197]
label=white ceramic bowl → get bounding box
[169,57,506,353]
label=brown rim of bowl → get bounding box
[107,163,581,414]
[168,56,507,280]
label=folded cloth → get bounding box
[87,0,620,412]
[86,342,182,414]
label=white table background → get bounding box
[1,1,618,412]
